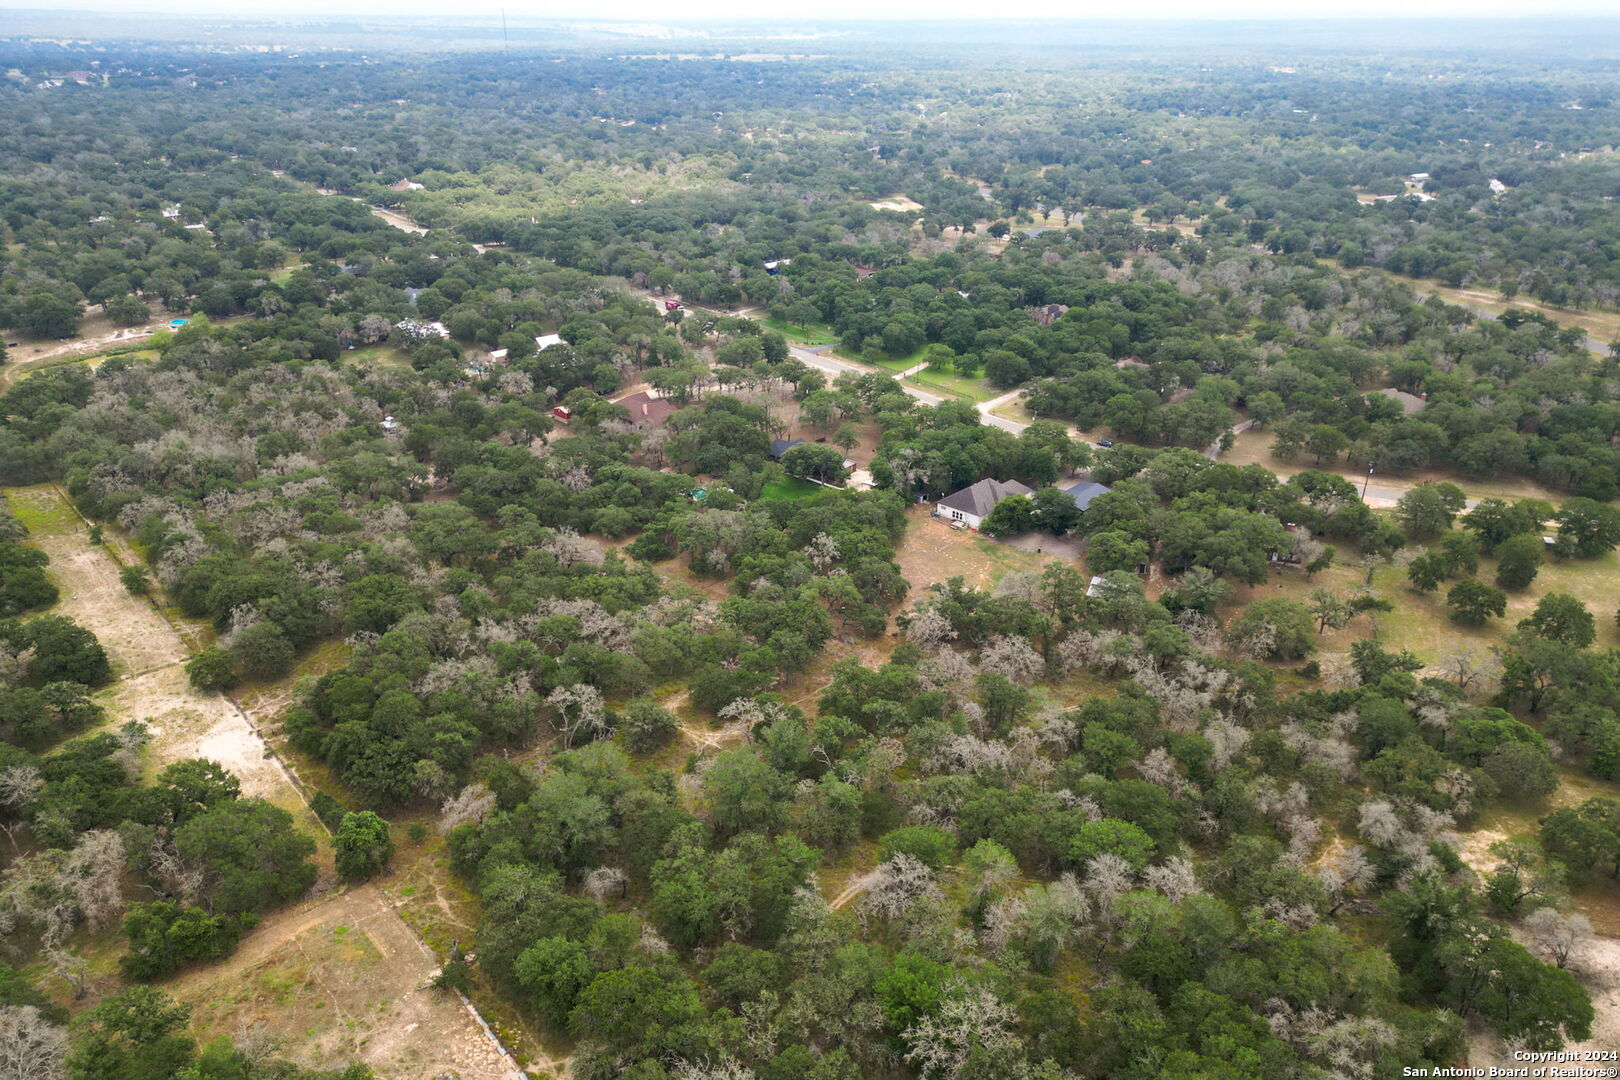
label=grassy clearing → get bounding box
[343,343,414,370]
[1230,530,1620,670]
[990,395,1039,426]
[4,483,83,537]
[870,349,926,373]
[1220,425,1573,505]
[904,368,999,403]
[758,476,825,500]
[1327,260,1620,348]
[759,315,839,347]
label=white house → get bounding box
[535,333,564,351]
[933,478,1033,530]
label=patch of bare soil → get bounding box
[896,506,1067,593]
[35,532,182,678]
[1469,930,1620,1071]
[116,666,286,800]
[171,883,521,1080]
[868,196,924,213]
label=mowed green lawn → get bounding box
[904,367,1000,403]
[759,476,825,500]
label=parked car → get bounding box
[1096,439,1115,448]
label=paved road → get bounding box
[976,389,1029,434]
[786,343,949,406]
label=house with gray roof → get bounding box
[934,478,1034,530]
[1062,481,1111,511]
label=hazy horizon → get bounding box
[6,1,1620,21]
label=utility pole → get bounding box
[501,8,509,57]
[1362,465,1374,501]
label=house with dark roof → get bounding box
[614,391,680,429]
[934,478,1034,530]
[1061,481,1111,511]
[770,437,806,460]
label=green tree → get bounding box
[981,495,1037,537]
[105,294,151,327]
[1541,799,1620,883]
[18,293,82,339]
[780,442,849,484]
[1063,818,1154,870]
[1395,483,1467,539]
[704,748,788,836]
[569,963,708,1060]
[1519,593,1596,649]
[618,697,678,753]
[1225,597,1316,659]
[173,798,317,915]
[1553,499,1620,558]
[1465,937,1593,1050]
[1305,425,1349,465]
[1031,486,1082,535]
[1,615,111,685]
[229,621,294,682]
[516,936,594,1029]
[1495,533,1544,589]
[185,648,237,692]
[1087,530,1149,575]
[1406,551,1451,593]
[65,986,196,1080]
[119,902,245,980]
[1447,580,1508,625]
[119,565,151,596]
[877,825,957,870]
[333,810,394,881]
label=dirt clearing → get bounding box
[868,195,924,212]
[897,505,1075,593]
[172,883,520,1080]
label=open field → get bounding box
[1226,541,1620,669]
[171,882,523,1080]
[7,483,522,1080]
[1326,260,1620,351]
[1220,425,1573,506]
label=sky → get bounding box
[9,0,1620,19]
